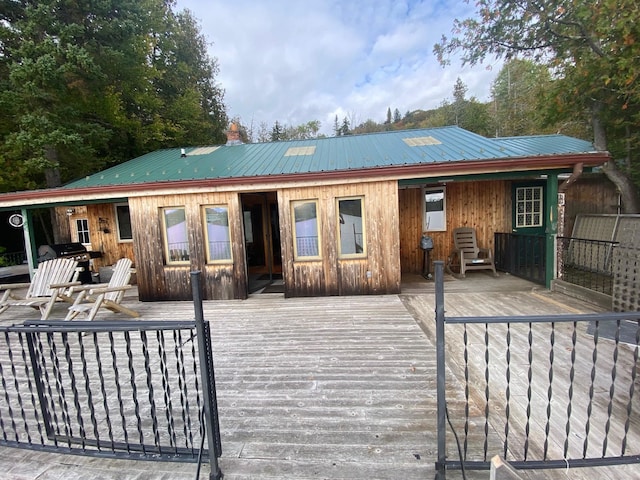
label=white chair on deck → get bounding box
[66,258,139,321]
[0,258,81,319]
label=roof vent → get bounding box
[284,146,316,156]
[403,136,442,147]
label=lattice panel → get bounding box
[612,246,640,312]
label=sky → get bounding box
[174,0,501,137]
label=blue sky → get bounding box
[174,0,500,136]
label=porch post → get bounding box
[435,260,447,479]
[545,173,559,288]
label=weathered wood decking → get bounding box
[0,272,638,479]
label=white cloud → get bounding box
[176,0,500,137]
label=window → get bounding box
[423,186,446,231]
[76,219,90,244]
[115,203,133,241]
[162,207,189,264]
[203,206,232,263]
[515,186,543,228]
[337,197,366,258]
[292,200,320,259]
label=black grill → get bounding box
[37,242,102,283]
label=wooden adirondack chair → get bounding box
[447,227,497,277]
[0,258,82,319]
[65,258,139,321]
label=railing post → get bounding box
[435,260,447,479]
[191,271,222,480]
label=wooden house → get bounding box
[0,126,609,301]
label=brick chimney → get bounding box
[226,122,243,145]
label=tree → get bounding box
[393,108,402,123]
[271,121,284,142]
[333,115,340,136]
[0,0,227,194]
[340,117,351,136]
[384,107,392,129]
[434,0,640,213]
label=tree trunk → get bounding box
[591,101,640,213]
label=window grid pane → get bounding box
[76,219,90,244]
[515,187,543,228]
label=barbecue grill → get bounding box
[37,242,102,283]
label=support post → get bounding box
[545,173,559,288]
[435,260,447,479]
[191,271,223,480]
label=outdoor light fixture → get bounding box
[99,217,111,234]
[66,208,76,216]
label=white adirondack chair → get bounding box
[0,258,82,319]
[65,258,139,321]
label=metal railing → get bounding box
[0,251,26,267]
[434,261,640,477]
[0,272,222,479]
[494,232,546,285]
[557,236,619,296]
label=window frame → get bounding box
[202,205,233,264]
[337,196,367,259]
[75,218,90,245]
[291,199,321,261]
[161,206,190,265]
[114,203,133,242]
[423,186,446,232]
[515,186,544,228]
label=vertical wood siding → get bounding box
[86,204,135,268]
[562,174,619,236]
[128,193,247,301]
[279,181,401,297]
[399,180,511,273]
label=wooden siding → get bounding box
[85,204,135,268]
[279,181,401,297]
[399,180,511,274]
[562,173,619,236]
[128,193,247,301]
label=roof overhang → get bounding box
[0,152,610,210]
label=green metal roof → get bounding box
[64,126,597,189]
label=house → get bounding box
[0,126,609,301]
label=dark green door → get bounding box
[510,182,546,283]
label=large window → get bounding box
[76,219,90,244]
[515,186,543,228]
[115,203,133,241]
[292,200,320,259]
[203,206,232,263]
[162,207,189,264]
[337,197,366,258]
[423,186,446,231]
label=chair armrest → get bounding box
[69,282,109,293]
[90,285,133,295]
[0,282,31,291]
[49,281,82,289]
[478,247,493,258]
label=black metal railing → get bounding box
[0,272,222,478]
[557,236,619,296]
[434,261,640,477]
[0,251,26,267]
[494,233,546,285]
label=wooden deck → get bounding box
[0,271,638,479]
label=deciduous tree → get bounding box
[434,0,640,212]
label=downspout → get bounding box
[558,162,584,193]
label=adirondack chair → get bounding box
[447,227,497,277]
[65,258,139,321]
[0,258,82,319]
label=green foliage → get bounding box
[0,0,227,192]
[434,0,640,211]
